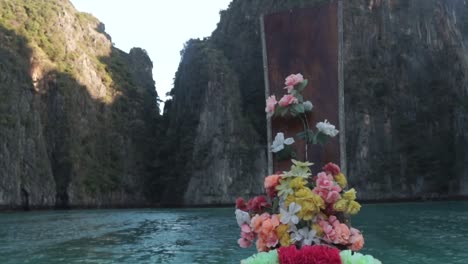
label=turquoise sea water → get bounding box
[0,201,467,263]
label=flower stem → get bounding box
[300,114,310,161]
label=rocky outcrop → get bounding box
[0,27,56,209]
[160,40,266,205]
[3,0,467,208]
[344,0,468,199]
[0,0,159,209]
[164,0,468,204]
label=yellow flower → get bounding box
[346,200,361,215]
[285,195,296,206]
[312,223,323,237]
[294,187,325,220]
[276,224,292,246]
[333,199,349,212]
[295,187,313,198]
[343,188,357,201]
[280,233,292,246]
[334,173,348,189]
[285,187,325,221]
[289,177,307,190]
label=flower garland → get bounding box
[241,246,382,264]
[237,74,382,263]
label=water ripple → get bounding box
[0,202,467,263]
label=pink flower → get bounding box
[284,73,304,93]
[318,216,353,245]
[265,95,277,114]
[314,172,342,204]
[238,224,255,248]
[247,196,271,212]
[313,188,328,200]
[334,223,351,244]
[323,162,341,176]
[266,234,279,248]
[316,172,334,189]
[325,190,341,204]
[264,174,281,198]
[241,223,252,234]
[251,213,270,233]
[349,228,365,251]
[238,237,252,248]
[255,238,268,252]
[328,215,338,224]
[320,221,337,242]
[278,94,298,107]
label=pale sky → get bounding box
[70,0,232,107]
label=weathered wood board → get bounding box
[261,0,345,175]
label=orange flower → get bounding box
[349,228,364,251]
[251,213,280,251]
[264,174,281,197]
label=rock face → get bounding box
[160,40,266,205]
[2,0,467,208]
[344,0,468,199]
[162,0,334,205]
[0,27,56,209]
[0,0,159,209]
[164,0,468,204]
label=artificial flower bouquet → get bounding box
[235,74,382,264]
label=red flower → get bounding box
[236,197,247,211]
[246,196,271,212]
[278,245,341,264]
[323,162,341,176]
[301,245,341,264]
[278,245,299,264]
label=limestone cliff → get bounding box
[161,0,332,205]
[344,0,468,199]
[164,0,468,204]
[0,0,159,209]
[159,40,266,205]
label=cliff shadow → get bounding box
[0,25,35,210]
[0,21,162,210]
[97,46,162,203]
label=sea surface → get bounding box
[0,201,467,263]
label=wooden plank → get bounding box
[262,1,343,175]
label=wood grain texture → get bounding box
[263,1,341,174]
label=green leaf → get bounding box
[292,104,305,114]
[292,159,314,167]
[312,132,318,144]
[280,107,289,116]
[272,197,279,214]
[297,129,314,140]
[289,90,303,102]
[275,105,284,116]
[296,79,308,92]
[316,132,329,145]
[295,93,304,103]
[283,165,312,178]
[276,145,294,160]
[276,178,294,198]
[296,131,306,139]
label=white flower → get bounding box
[291,227,321,246]
[316,119,339,137]
[303,101,313,111]
[235,209,251,227]
[280,202,301,225]
[271,132,295,153]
